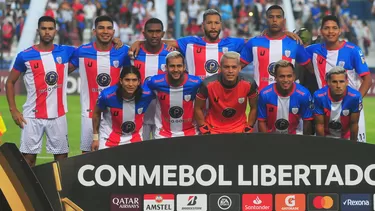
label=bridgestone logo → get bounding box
[343,199,370,206]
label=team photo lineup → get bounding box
[4,4,373,167]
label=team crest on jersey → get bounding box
[96,73,111,86]
[137,108,143,114]
[342,109,349,116]
[222,47,228,53]
[267,62,276,77]
[113,60,119,68]
[361,56,366,64]
[184,95,191,102]
[56,56,62,64]
[205,59,219,74]
[121,121,136,134]
[238,97,245,104]
[292,107,299,114]
[161,64,166,72]
[338,61,345,67]
[285,50,291,58]
[45,72,58,86]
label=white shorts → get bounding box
[357,108,366,142]
[80,116,93,152]
[20,115,69,154]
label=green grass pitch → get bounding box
[1,95,375,165]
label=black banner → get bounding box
[29,133,375,211]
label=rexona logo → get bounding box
[144,194,174,211]
[177,194,207,211]
[209,194,240,211]
[111,194,142,211]
[307,193,339,211]
[242,194,272,211]
[341,194,371,211]
[275,194,305,211]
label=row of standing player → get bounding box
[6,4,372,166]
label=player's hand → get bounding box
[91,140,99,151]
[285,31,302,44]
[10,109,27,128]
[128,41,141,59]
[166,44,176,51]
[199,123,211,135]
[243,125,254,133]
[112,38,124,49]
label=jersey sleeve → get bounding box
[313,92,324,115]
[66,46,76,60]
[240,38,254,65]
[305,44,314,58]
[122,45,131,67]
[233,37,246,52]
[140,82,156,109]
[176,37,192,56]
[196,81,209,100]
[351,94,363,113]
[351,46,369,76]
[191,78,203,100]
[300,92,313,120]
[96,91,107,110]
[296,43,311,65]
[12,52,26,72]
[69,47,79,67]
[257,92,267,121]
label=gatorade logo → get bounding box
[307,193,339,211]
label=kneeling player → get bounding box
[91,66,153,150]
[194,51,258,134]
[258,60,313,134]
[313,67,362,141]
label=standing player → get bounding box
[306,15,372,142]
[133,18,171,140]
[257,60,313,135]
[313,67,362,142]
[240,5,313,91]
[91,66,153,150]
[146,51,202,138]
[6,16,75,166]
[69,15,131,153]
[194,52,258,134]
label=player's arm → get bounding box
[314,114,325,136]
[68,47,79,74]
[359,74,372,97]
[91,105,103,151]
[68,63,77,74]
[6,69,27,128]
[240,39,253,69]
[247,96,258,130]
[92,92,107,151]
[194,83,211,134]
[349,112,360,142]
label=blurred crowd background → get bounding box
[1,0,375,68]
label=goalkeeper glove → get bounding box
[199,123,211,135]
[243,125,254,133]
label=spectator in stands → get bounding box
[2,18,14,51]
[83,0,97,30]
[220,0,233,28]
[76,9,85,44]
[185,18,201,36]
[47,0,59,18]
[362,20,371,56]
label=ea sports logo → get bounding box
[96,73,111,87]
[328,121,342,130]
[275,119,289,130]
[313,196,334,209]
[121,121,136,134]
[205,59,219,74]
[217,195,232,210]
[169,106,184,118]
[45,72,58,86]
[267,62,276,77]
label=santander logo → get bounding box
[253,197,262,205]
